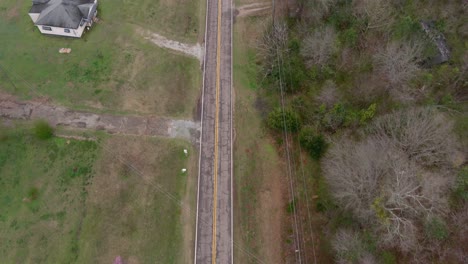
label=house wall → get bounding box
[29,13,39,23]
[36,25,86,38]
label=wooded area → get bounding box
[256,0,467,262]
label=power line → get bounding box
[273,22,303,264]
[283,39,318,264]
[278,49,308,264]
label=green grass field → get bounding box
[0,0,203,117]
[0,125,194,263]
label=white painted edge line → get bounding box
[194,0,210,261]
[230,0,234,263]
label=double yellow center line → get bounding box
[212,0,222,263]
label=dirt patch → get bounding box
[6,1,20,20]
[55,134,97,141]
[0,94,200,143]
[6,7,19,20]
[236,2,271,18]
[137,27,203,62]
[256,143,287,263]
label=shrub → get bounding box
[332,229,377,263]
[425,216,449,241]
[321,103,356,132]
[339,28,359,47]
[27,187,39,201]
[287,198,296,213]
[359,103,377,124]
[267,108,301,132]
[322,103,345,131]
[380,251,397,264]
[34,120,54,140]
[392,16,420,40]
[282,52,308,92]
[299,127,327,160]
[454,166,468,201]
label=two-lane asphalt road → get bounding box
[194,0,233,262]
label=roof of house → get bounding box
[30,0,96,29]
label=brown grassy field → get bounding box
[0,124,197,263]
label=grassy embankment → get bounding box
[0,0,204,117]
[0,124,196,263]
[233,1,291,263]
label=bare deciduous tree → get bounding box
[301,26,336,69]
[371,107,455,167]
[374,43,422,88]
[316,80,339,107]
[378,154,432,251]
[359,253,378,264]
[332,229,377,264]
[323,108,457,252]
[354,0,395,30]
[257,22,289,77]
[323,137,388,223]
[301,0,337,22]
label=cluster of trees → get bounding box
[323,108,463,262]
[256,0,466,262]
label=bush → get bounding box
[267,108,301,132]
[299,127,327,160]
[282,53,308,92]
[454,166,468,201]
[425,216,449,241]
[332,229,377,263]
[392,16,420,40]
[339,28,359,47]
[27,187,39,201]
[287,198,296,213]
[380,251,397,264]
[359,103,377,124]
[321,103,357,132]
[34,120,54,140]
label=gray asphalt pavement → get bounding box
[194,0,233,263]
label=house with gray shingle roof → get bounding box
[29,0,98,38]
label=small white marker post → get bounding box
[183,149,188,156]
[181,168,187,173]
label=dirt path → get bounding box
[137,28,203,61]
[0,95,200,143]
[235,2,271,17]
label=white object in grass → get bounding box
[181,168,187,173]
[183,149,188,156]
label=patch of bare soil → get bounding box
[257,147,287,264]
[236,2,271,17]
[137,27,203,62]
[0,93,200,143]
[6,1,20,20]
